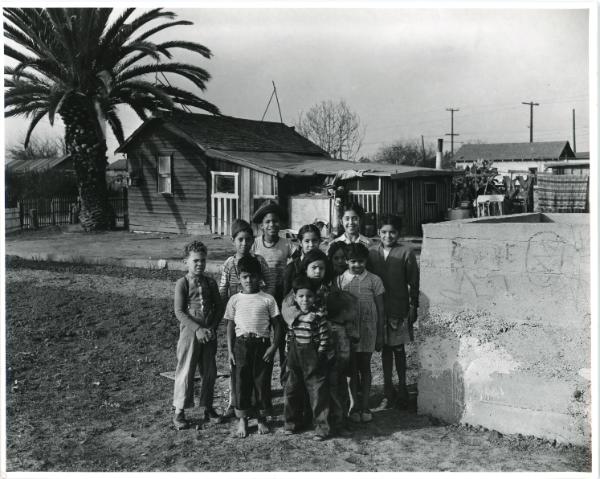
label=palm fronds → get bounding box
[4,7,219,147]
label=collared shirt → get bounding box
[330,233,372,248]
[174,273,223,332]
[335,269,369,289]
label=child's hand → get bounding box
[262,346,276,363]
[195,327,211,343]
[228,351,236,368]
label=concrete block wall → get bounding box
[417,213,590,446]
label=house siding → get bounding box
[455,158,549,175]
[126,127,211,234]
[209,158,279,228]
[397,177,452,236]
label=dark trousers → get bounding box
[265,318,288,404]
[234,337,271,418]
[284,341,330,436]
[173,329,217,411]
[382,344,408,400]
[328,357,350,430]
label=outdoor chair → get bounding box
[476,194,505,217]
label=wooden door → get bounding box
[211,171,239,235]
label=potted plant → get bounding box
[450,159,503,220]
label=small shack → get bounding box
[116,112,453,236]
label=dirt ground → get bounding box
[5,258,591,472]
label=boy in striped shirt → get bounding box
[225,255,282,438]
[282,275,330,441]
[219,219,274,418]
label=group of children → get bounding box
[172,201,419,441]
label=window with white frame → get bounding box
[157,155,172,194]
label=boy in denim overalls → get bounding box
[173,241,223,429]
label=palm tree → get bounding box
[4,8,220,230]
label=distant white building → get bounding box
[453,141,576,176]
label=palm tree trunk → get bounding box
[61,96,111,231]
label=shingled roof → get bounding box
[116,112,328,156]
[454,141,575,163]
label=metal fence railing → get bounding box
[6,193,128,231]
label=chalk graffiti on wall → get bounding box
[525,231,566,287]
[440,239,511,304]
[437,230,588,314]
[525,230,590,313]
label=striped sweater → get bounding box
[281,291,330,353]
[217,253,275,304]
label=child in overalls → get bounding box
[282,274,330,441]
[172,241,224,429]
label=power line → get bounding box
[521,100,539,142]
[365,95,588,134]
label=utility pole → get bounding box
[421,135,426,164]
[445,108,459,158]
[521,101,539,143]
[572,109,576,152]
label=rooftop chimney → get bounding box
[436,138,444,169]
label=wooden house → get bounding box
[454,141,576,176]
[116,112,453,236]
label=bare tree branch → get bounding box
[296,99,365,161]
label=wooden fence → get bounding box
[5,207,21,233]
[6,194,128,231]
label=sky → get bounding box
[2,5,592,162]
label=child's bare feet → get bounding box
[257,419,270,435]
[236,418,248,438]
